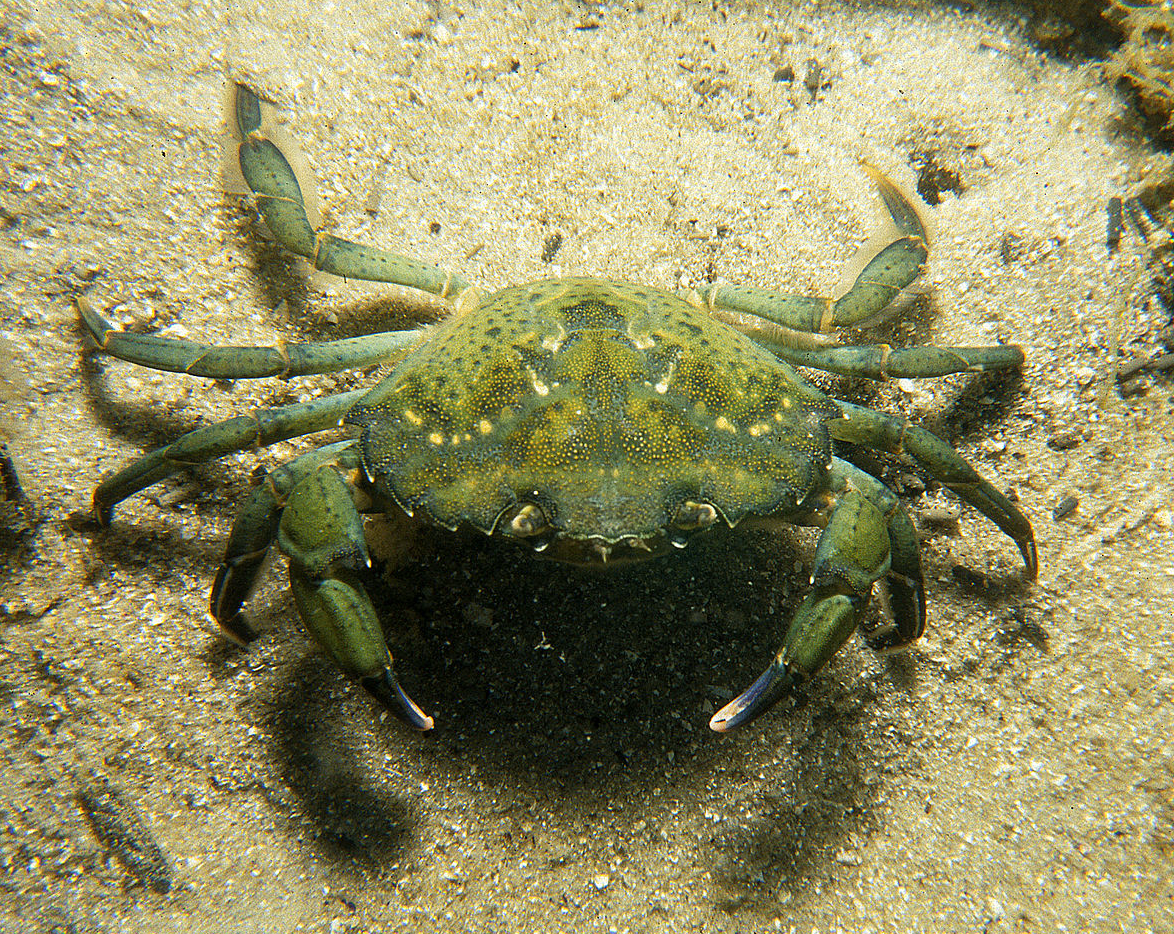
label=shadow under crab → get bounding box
[78,83,1036,735]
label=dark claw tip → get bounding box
[1022,539,1039,581]
[362,670,434,731]
[709,663,802,733]
[92,501,113,527]
[216,613,258,646]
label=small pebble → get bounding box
[1052,495,1078,520]
[541,232,563,263]
[999,231,1025,263]
[897,472,925,495]
[803,57,822,100]
[920,506,960,528]
[986,896,1006,923]
[1047,430,1081,451]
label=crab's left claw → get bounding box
[711,462,923,732]
[710,592,861,732]
[280,465,434,731]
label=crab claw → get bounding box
[289,565,436,732]
[709,591,861,732]
[711,484,888,732]
[280,466,435,730]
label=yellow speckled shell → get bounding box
[346,277,838,541]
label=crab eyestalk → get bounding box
[673,500,719,530]
[508,503,550,538]
[502,502,557,553]
[667,499,719,548]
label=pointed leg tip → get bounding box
[92,500,112,528]
[398,692,435,732]
[1023,540,1039,581]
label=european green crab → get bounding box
[80,84,1036,733]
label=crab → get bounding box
[79,83,1036,734]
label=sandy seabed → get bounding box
[1,1,1172,932]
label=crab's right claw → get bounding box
[289,565,434,731]
[281,465,434,731]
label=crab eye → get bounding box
[501,502,559,552]
[672,500,718,531]
[507,502,550,538]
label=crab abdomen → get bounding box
[346,277,839,541]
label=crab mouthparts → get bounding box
[518,531,665,566]
[588,535,655,563]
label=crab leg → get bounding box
[229,83,471,299]
[90,389,364,524]
[832,400,1038,578]
[710,456,918,732]
[79,298,420,379]
[277,456,433,730]
[699,164,928,334]
[751,342,1024,380]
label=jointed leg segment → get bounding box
[752,342,1025,381]
[89,387,366,524]
[699,163,930,334]
[210,440,361,641]
[228,84,471,300]
[832,401,1038,578]
[79,297,421,380]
